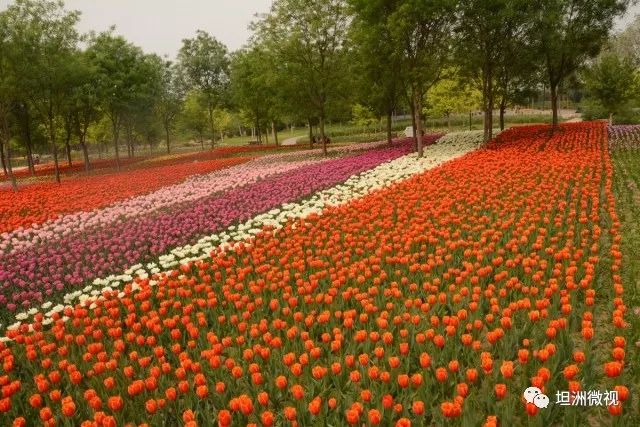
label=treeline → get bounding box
[0,0,631,189]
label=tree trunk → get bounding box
[112,120,121,171]
[80,138,90,173]
[410,93,417,151]
[256,118,262,144]
[499,97,507,131]
[165,125,171,154]
[609,112,614,125]
[4,139,17,191]
[272,121,278,146]
[48,114,61,184]
[264,126,269,145]
[483,74,494,142]
[208,105,216,149]
[386,111,393,146]
[308,118,314,149]
[550,84,559,127]
[0,141,7,177]
[469,111,472,131]
[199,132,204,151]
[447,114,451,131]
[414,91,424,158]
[65,133,72,167]
[319,114,327,156]
[18,105,36,175]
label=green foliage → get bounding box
[424,74,482,119]
[583,53,638,122]
[179,90,209,142]
[230,45,279,131]
[179,30,230,142]
[253,0,351,148]
[536,0,631,124]
[350,104,379,129]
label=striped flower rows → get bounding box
[0,123,630,427]
[0,137,437,321]
[6,132,479,330]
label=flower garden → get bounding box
[0,124,638,426]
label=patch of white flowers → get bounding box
[5,131,489,334]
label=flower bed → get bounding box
[0,139,430,316]
[0,157,252,234]
[0,123,629,427]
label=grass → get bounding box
[610,143,640,426]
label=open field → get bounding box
[0,123,637,426]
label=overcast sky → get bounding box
[0,0,273,59]
[0,0,638,60]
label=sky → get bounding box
[0,0,638,60]
[0,0,273,59]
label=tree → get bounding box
[455,0,534,141]
[584,53,638,124]
[230,45,283,145]
[178,30,230,149]
[0,16,17,189]
[151,58,185,154]
[350,103,379,135]
[611,15,640,66]
[2,0,80,183]
[349,0,405,145]
[86,31,149,169]
[254,0,351,155]
[67,50,102,172]
[424,72,482,129]
[179,90,209,150]
[536,0,630,126]
[389,0,456,156]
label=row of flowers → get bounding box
[0,144,300,182]
[0,157,251,234]
[0,138,434,318]
[608,124,640,149]
[0,140,393,255]
[0,123,629,427]
[5,132,479,329]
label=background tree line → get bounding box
[0,0,634,189]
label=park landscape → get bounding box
[2,0,640,426]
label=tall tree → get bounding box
[536,0,630,126]
[253,0,351,155]
[349,0,405,145]
[86,31,148,169]
[388,0,456,156]
[230,46,281,145]
[0,13,17,189]
[455,0,533,141]
[3,0,80,183]
[67,50,102,172]
[584,53,638,124]
[178,30,230,149]
[179,90,209,150]
[154,60,185,154]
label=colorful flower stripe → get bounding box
[0,157,252,234]
[3,132,473,329]
[1,144,298,181]
[0,140,392,255]
[0,123,628,427]
[0,158,327,256]
[0,139,427,316]
[608,125,640,149]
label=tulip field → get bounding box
[0,123,638,427]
